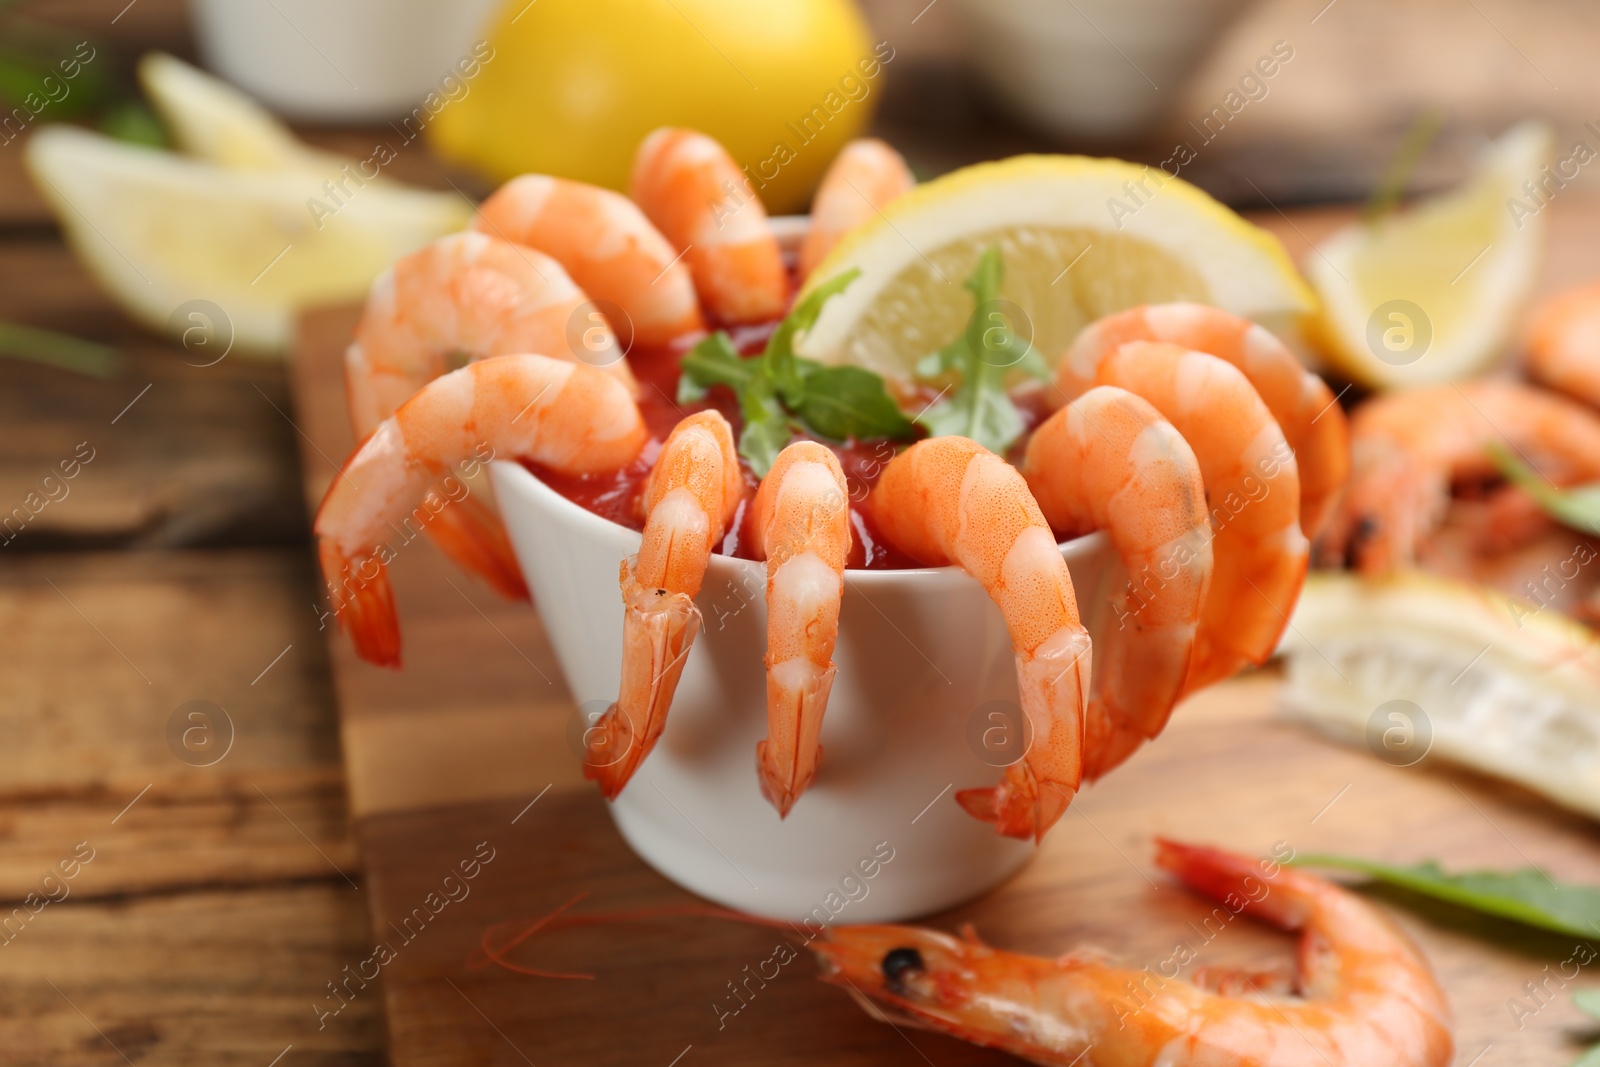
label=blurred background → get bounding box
[2,0,1599,1063]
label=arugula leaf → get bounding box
[674,268,914,475]
[0,320,119,378]
[914,246,1049,455]
[1292,854,1600,938]
[1488,441,1600,535]
[794,366,915,442]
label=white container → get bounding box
[190,0,500,122]
[492,461,1119,922]
[954,0,1254,140]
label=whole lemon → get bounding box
[427,0,885,213]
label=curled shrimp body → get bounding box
[347,231,633,437]
[315,355,648,667]
[1097,342,1309,693]
[1525,281,1600,410]
[584,411,743,799]
[630,128,789,325]
[750,442,852,817]
[475,175,706,348]
[798,138,914,280]
[1021,387,1213,780]
[812,839,1453,1067]
[869,436,1091,842]
[1320,380,1600,574]
[1061,303,1349,537]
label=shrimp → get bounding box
[474,175,706,348]
[1095,342,1309,693]
[314,355,647,667]
[346,231,635,437]
[797,138,914,280]
[629,127,789,325]
[583,411,743,799]
[1060,303,1350,538]
[1320,380,1600,574]
[811,839,1453,1067]
[1525,281,1600,410]
[345,231,638,602]
[1021,387,1213,780]
[868,436,1091,842]
[750,442,852,817]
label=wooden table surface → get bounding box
[5,1,1600,1065]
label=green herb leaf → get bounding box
[1488,441,1600,535]
[0,320,119,378]
[913,246,1048,455]
[794,366,915,442]
[1569,1045,1600,1067]
[1292,854,1600,938]
[1576,989,1600,1021]
[1363,107,1445,225]
[673,268,912,475]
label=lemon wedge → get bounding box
[1279,570,1600,820]
[1307,122,1553,389]
[795,154,1315,379]
[26,125,471,352]
[138,52,339,172]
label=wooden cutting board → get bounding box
[288,206,1600,1067]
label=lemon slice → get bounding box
[26,126,471,352]
[795,155,1314,378]
[137,52,339,171]
[1307,122,1553,389]
[1279,570,1600,820]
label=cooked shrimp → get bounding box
[869,436,1091,841]
[1022,387,1212,780]
[812,839,1453,1067]
[1096,342,1309,693]
[475,175,706,348]
[750,442,852,817]
[797,138,914,280]
[1525,281,1600,410]
[346,231,634,437]
[1320,380,1600,574]
[629,127,788,325]
[314,355,647,667]
[583,411,743,799]
[1061,303,1350,537]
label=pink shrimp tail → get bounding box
[583,560,701,798]
[957,634,1090,842]
[755,668,835,818]
[317,539,401,668]
[423,489,530,602]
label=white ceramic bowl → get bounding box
[954,0,1255,139]
[190,0,500,122]
[492,461,1118,922]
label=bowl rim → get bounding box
[492,459,1107,589]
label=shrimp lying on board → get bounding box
[314,354,648,666]
[798,138,915,280]
[750,442,852,816]
[1021,386,1213,780]
[1060,303,1350,538]
[1094,342,1309,693]
[475,175,706,348]
[584,411,743,798]
[869,436,1092,841]
[630,127,789,325]
[345,231,636,600]
[1320,379,1600,574]
[1524,280,1600,411]
[813,839,1453,1067]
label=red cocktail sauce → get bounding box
[523,324,1052,570]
